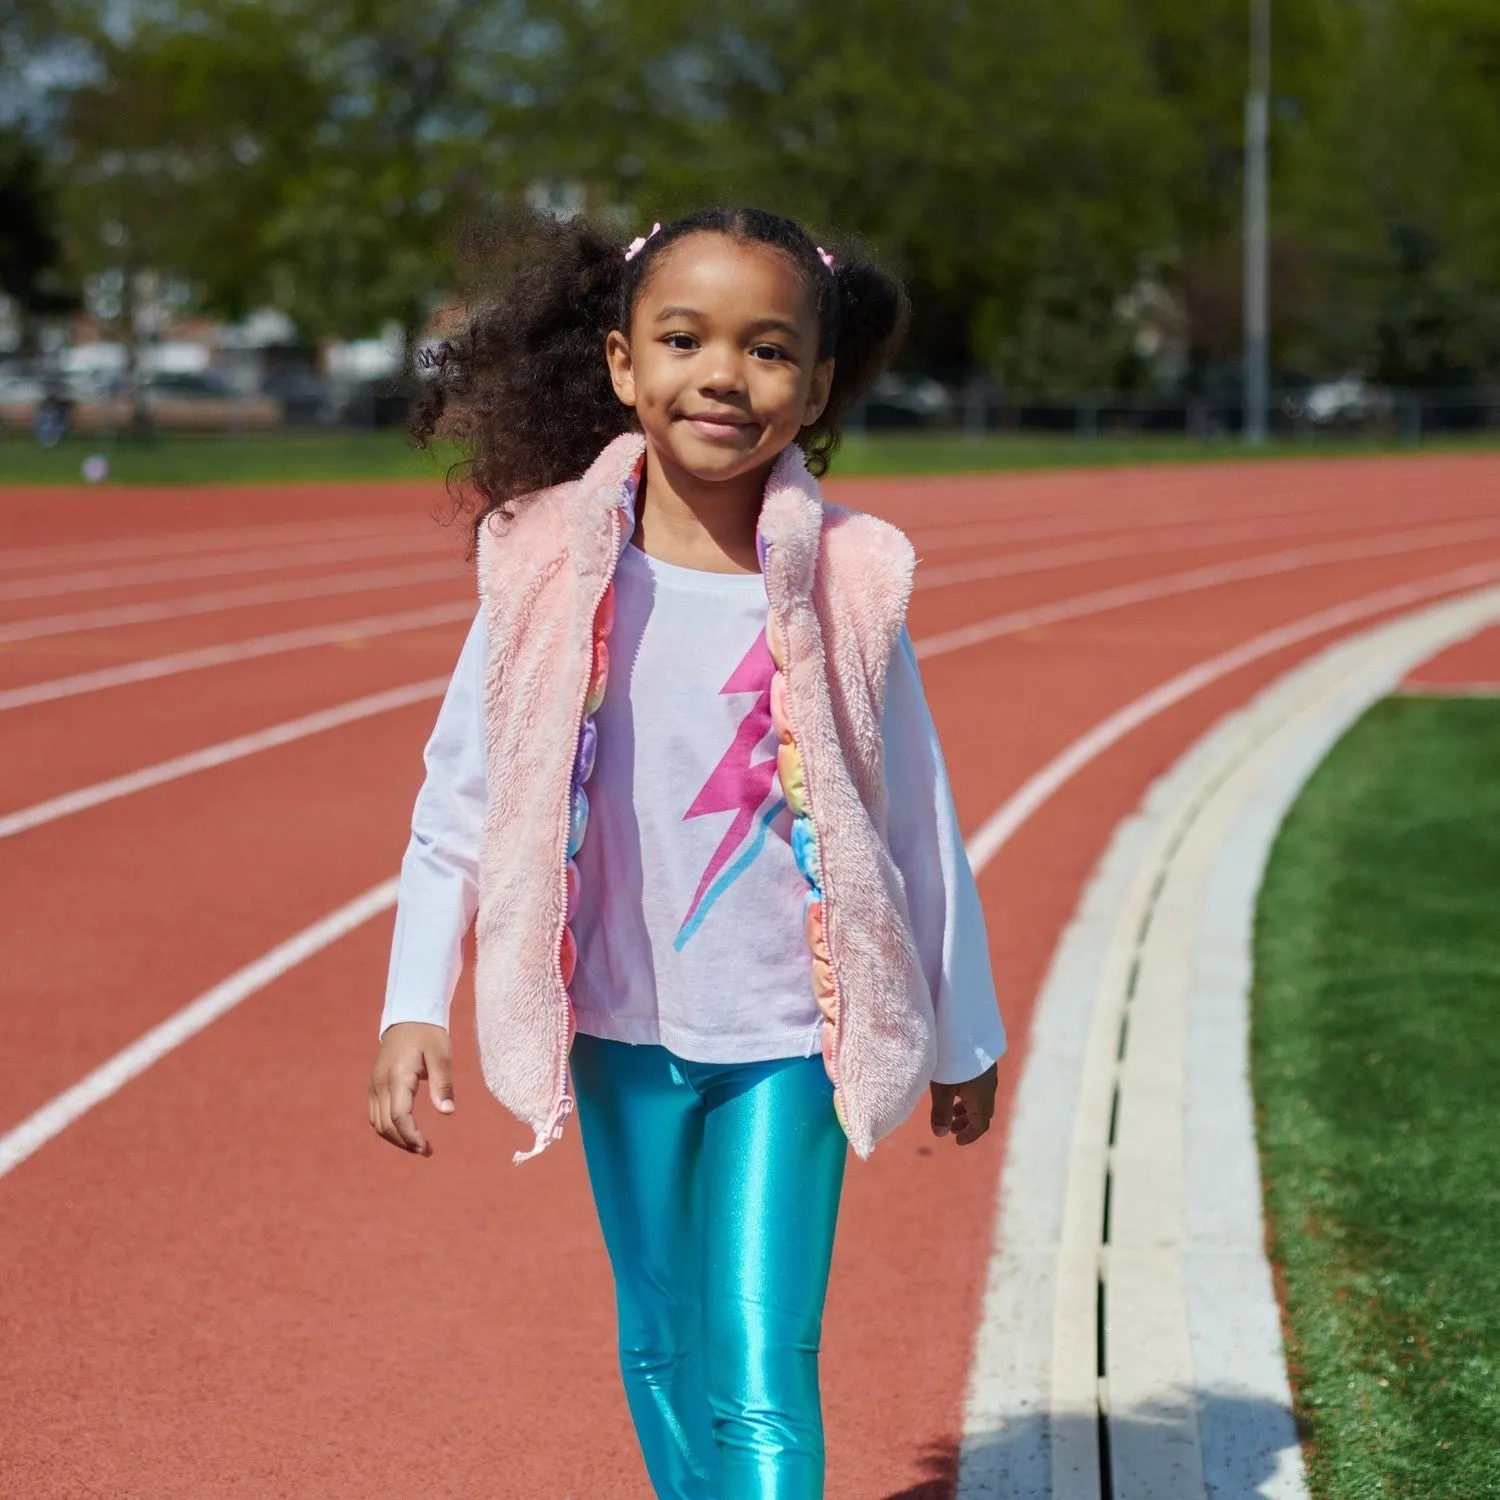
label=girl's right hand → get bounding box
[368,1022,455,1156]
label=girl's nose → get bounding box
[697,348,746,396]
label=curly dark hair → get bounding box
[411,205,909,549]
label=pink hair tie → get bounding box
[816,246,835,271]
[624,223,661,262]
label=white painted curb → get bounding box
[958,584,1500,1499]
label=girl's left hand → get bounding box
[929,1064,999,1146]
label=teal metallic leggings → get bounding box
[570,1033,848,1500]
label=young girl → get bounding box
[367,207,1006,1498]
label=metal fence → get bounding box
[849,383,1500,443]
[3,380,1498,446]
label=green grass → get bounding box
[0,429,449,486]
[1252,696,1500,1499]
[3,427,1499,486]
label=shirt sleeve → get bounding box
[882,627,1007,1084]
[378,611,489,1037]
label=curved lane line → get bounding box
[0,561,465,643]
[906,493,1494,558]
[0,531,450,604]
[0,516,419,573]
[875,457,1489,543]
[0,677,448,840]
[908,503,1314,556]
[5,560,1500,1186]
[0,601,475,713]
[9,549,1500,840]
[914,513,1500,592]
[916,520,1500,661]
[0,880,399,1180]
[964,558,1500,874]
[6,517,1492,711]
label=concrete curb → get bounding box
[958,584,1500,1499]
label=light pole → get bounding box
[1243,0,1270,445]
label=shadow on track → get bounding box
[885,1395,1304,1499]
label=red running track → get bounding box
[1401,621,1500,691]
[1,454,1497,1499]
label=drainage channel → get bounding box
[1089,737,1259,1500]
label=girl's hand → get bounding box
[929,1064,998,1146]
[368,1022,455,1156]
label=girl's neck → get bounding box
[629,444,770,575]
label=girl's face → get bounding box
[605,233,834,485]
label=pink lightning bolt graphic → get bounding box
[677,631,779,938]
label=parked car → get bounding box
[69,371,282,433]
[861,373,953,430]
[261,367,335,426]
[1282,377,1395,426]
[0,369,46,429]
[0,367,77,442]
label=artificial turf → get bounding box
[1252,694,1500,1498]
[3,428,1497,486]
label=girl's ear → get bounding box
[802,358,835,426]
[605,329,637,408]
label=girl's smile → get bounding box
[680,410,761,442]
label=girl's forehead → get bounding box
[638,234,815,319]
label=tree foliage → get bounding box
[7,0,1500,390]
[45,2,319,318]
[1271,0,1500,386]
[0,128,67,316]
[256,0,537,347]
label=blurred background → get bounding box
[2,0,1499,463]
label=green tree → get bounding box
[259,0,533,357]
[1273,0,1500,386]
[55,1,323,312]
[510,0,1188,391]
[23,0,1500,400]
[48,0,323,426]
[0,128,75,346]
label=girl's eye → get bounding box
[751,344,787,361]
[664,333,698,351]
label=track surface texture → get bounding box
[2,454,1496,1499]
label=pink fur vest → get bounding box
[474,433,936,1162]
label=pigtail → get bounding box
[798,256,909,478]
[410,209,636,550]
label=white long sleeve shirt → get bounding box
[381,545,1006,1084]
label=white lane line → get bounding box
[0,879,399,1180]
[0,560,464,643]
[877,458,1457,539]
[915,521,1500,661]
[7,516,1486,713]
[963,558,1500,874]
[9,546,1500,842]
[904,489,1478,556]
[0,530,1336,708]
[5,560,1498,1183]
[0,677,447,840]
[0,530,451,603]
[915,514,1500,591]
[0,601,475,712]
[0,516,420,573]
[908,504,1283,555]
[0,526,1366,708]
